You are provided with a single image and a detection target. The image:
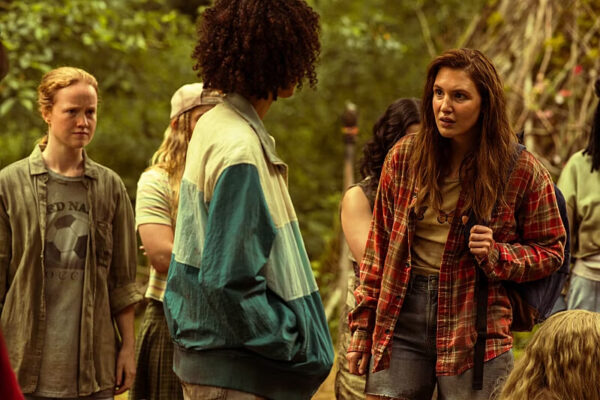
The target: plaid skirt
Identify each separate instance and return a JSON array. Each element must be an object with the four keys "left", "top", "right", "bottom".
[{"left": 129, "top": 299, "right": 183, "bottom": 400}]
